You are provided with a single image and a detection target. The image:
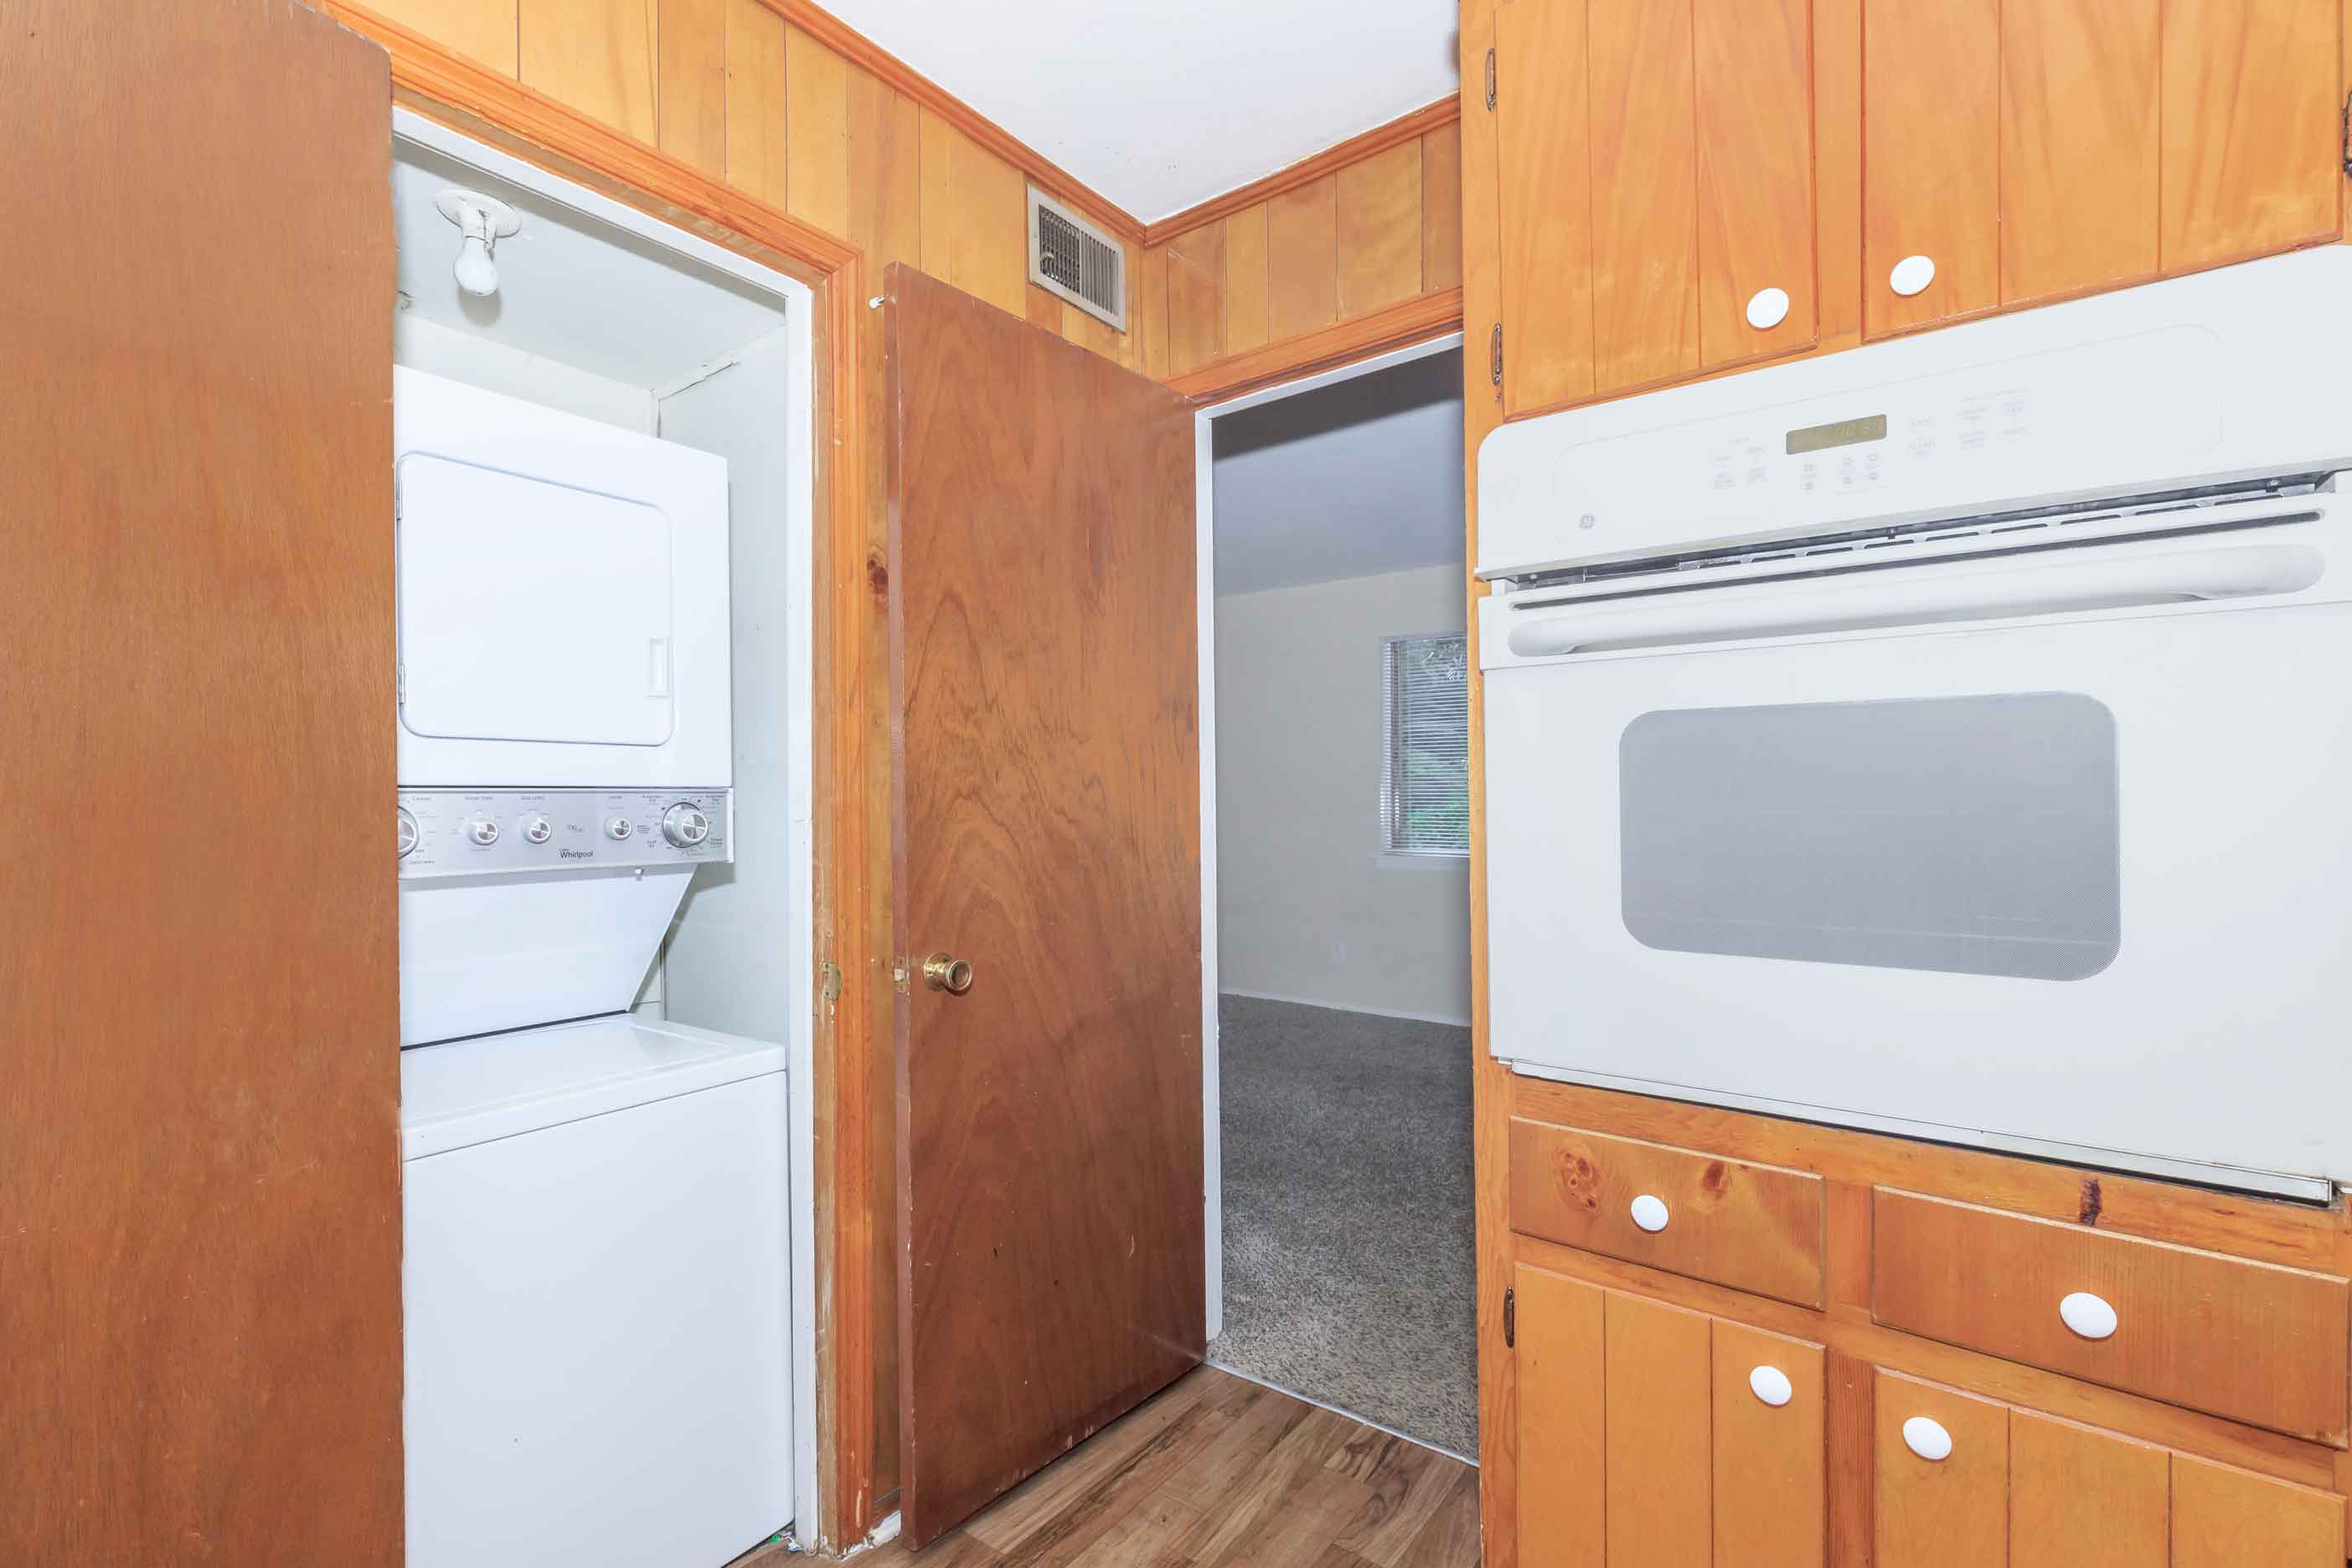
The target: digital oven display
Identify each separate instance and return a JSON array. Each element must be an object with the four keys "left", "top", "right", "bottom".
[{"left": 1784, "top": 413, "right": 1889, "bottom": 455}]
